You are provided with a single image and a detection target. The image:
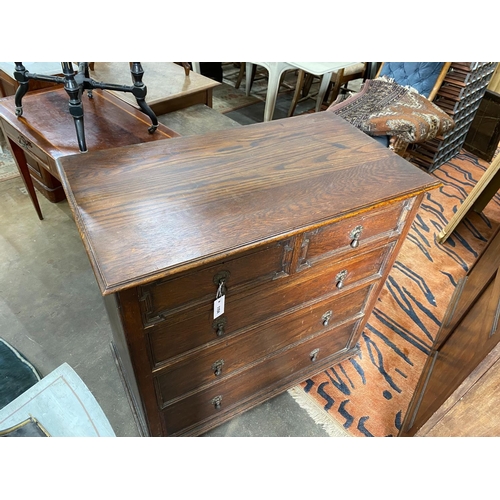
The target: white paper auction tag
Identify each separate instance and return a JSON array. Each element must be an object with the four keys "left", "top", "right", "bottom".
[{"left": 213, "top": 295, "right": 225, "bottom": 319}]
